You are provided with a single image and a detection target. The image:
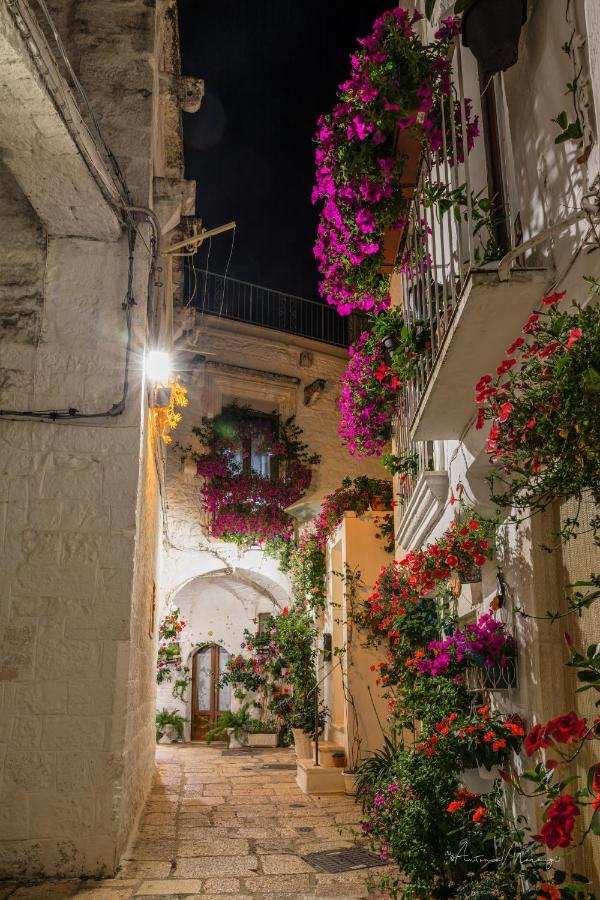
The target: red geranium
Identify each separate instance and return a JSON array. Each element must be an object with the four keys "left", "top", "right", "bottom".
[
  {"left": 525, "top": 723, "right": 551, "bottom": 755},
  {"left": 545, "top": 712, "right": 588, "bottom": 744}
]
